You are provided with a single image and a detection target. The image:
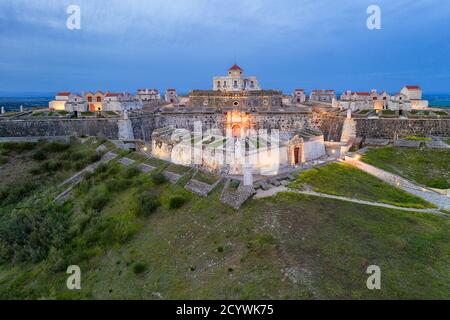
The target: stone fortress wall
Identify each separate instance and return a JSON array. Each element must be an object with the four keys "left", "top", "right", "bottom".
[
  {"left": 0, "top": 112, "right": 448, "bottom": 141},
  {"left": 355, "top": 118, "right": 450, "bottom": 139},
  {"left": 0, "top": 118, "right": 119, "bottom": 139}
]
